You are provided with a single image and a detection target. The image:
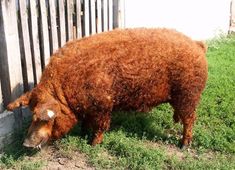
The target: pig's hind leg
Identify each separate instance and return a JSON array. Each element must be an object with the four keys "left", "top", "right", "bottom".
[{"left": 170, "top": 91, "right": 201, "bottom": 149}]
